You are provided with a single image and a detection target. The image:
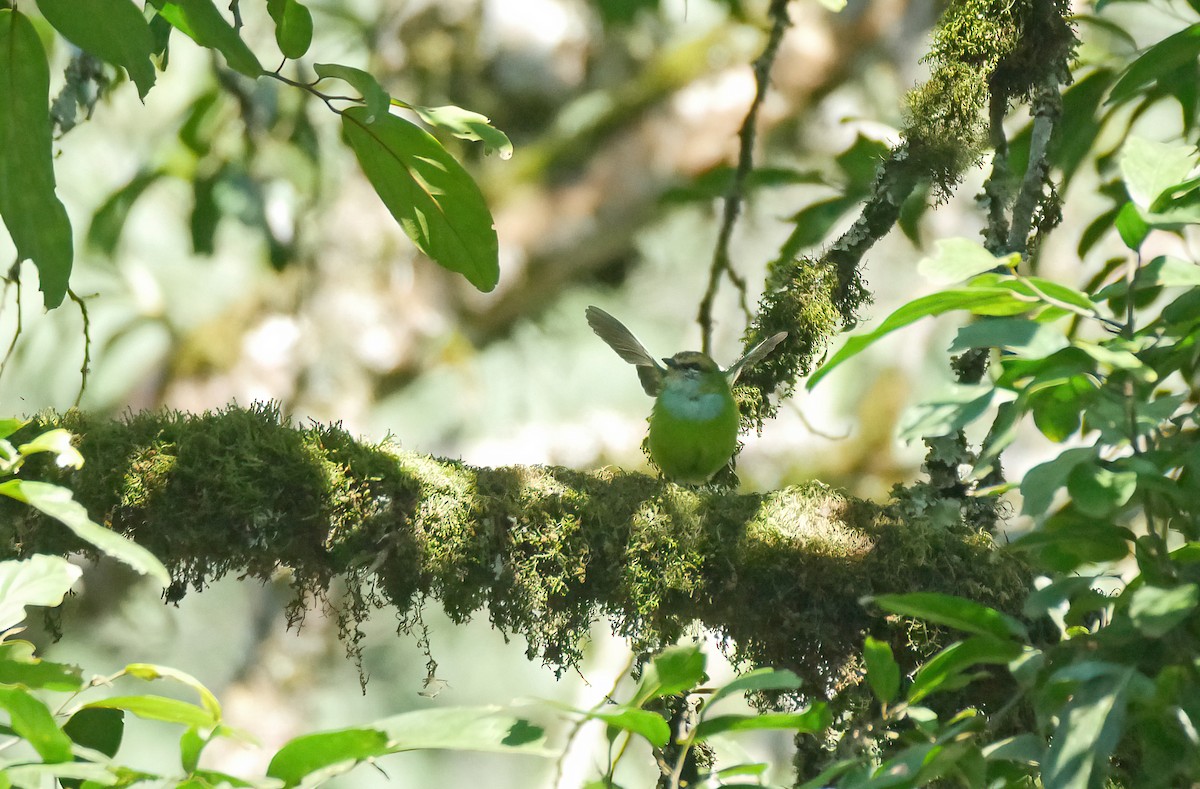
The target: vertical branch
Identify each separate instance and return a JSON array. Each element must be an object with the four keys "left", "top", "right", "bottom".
[
  {"left": 67, "top": 288, "right": 92, "bottom": 408},
  {"left": 698, "top": 0, "right": 791, "bottom": 355},
  {"left": 980, "top": 89, "right": 1012, "bottom": 254},
  {"left": 1005, "top": 76, "right": 1060, "bottom": 255}
]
